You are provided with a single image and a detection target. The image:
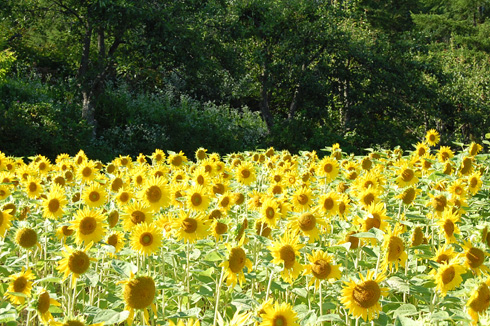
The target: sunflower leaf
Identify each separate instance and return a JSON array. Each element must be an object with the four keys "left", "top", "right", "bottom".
[{"left": 93, "top": 309, "right": 130, "bottom": 324}]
